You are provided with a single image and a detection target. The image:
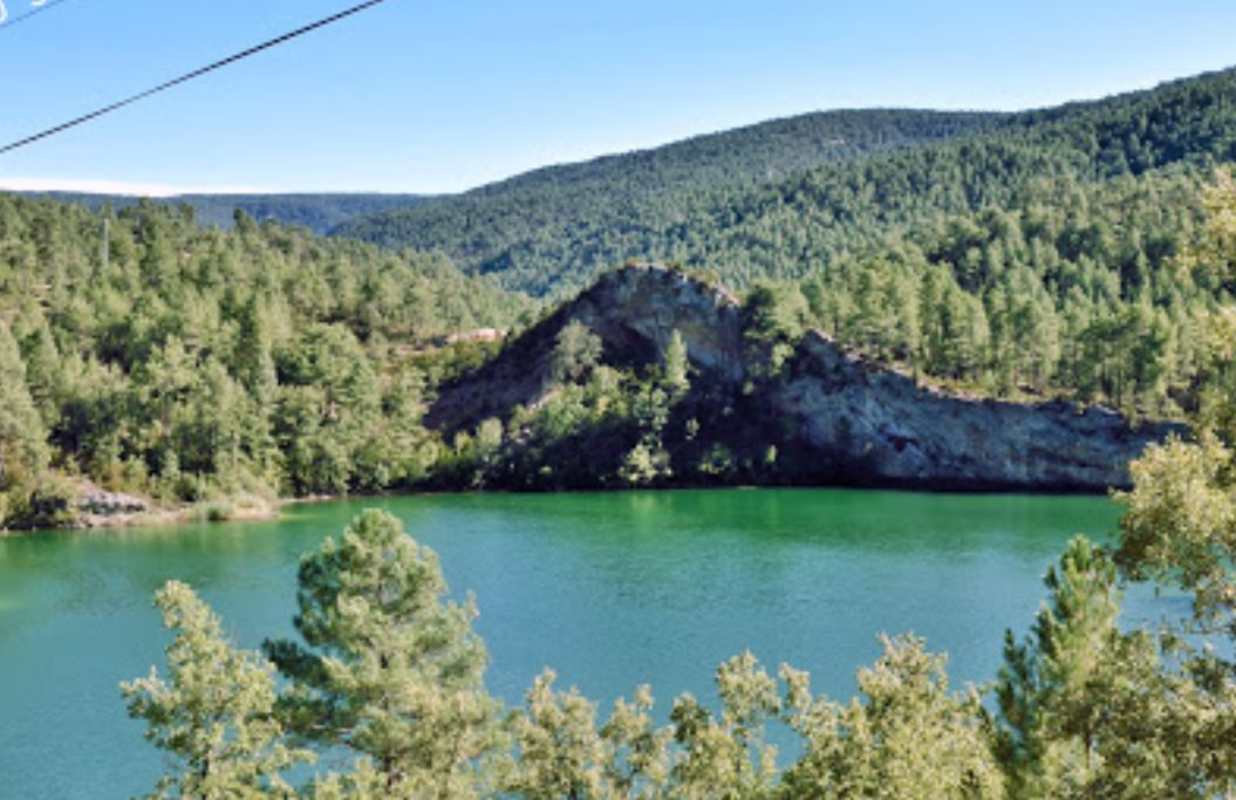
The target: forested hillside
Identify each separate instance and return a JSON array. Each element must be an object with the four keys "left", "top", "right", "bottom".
[
  {"left": 335, "top": 67, "right": 1236, "bottom": 295},
  {"left": 0, "top": 195, "right": 532, "bottom": 527},
  {"left": 17, "top": 191, "right": 433, "bottom": 233},
  {"left": 5, "top": 69, "right": 1236, "bottom": 529},
  {"left": 333, "top": 109, "right": 1007, "bottom": 293},
  {"left": 336, "top": 69, "right": 1236, "bottom": 424}
]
